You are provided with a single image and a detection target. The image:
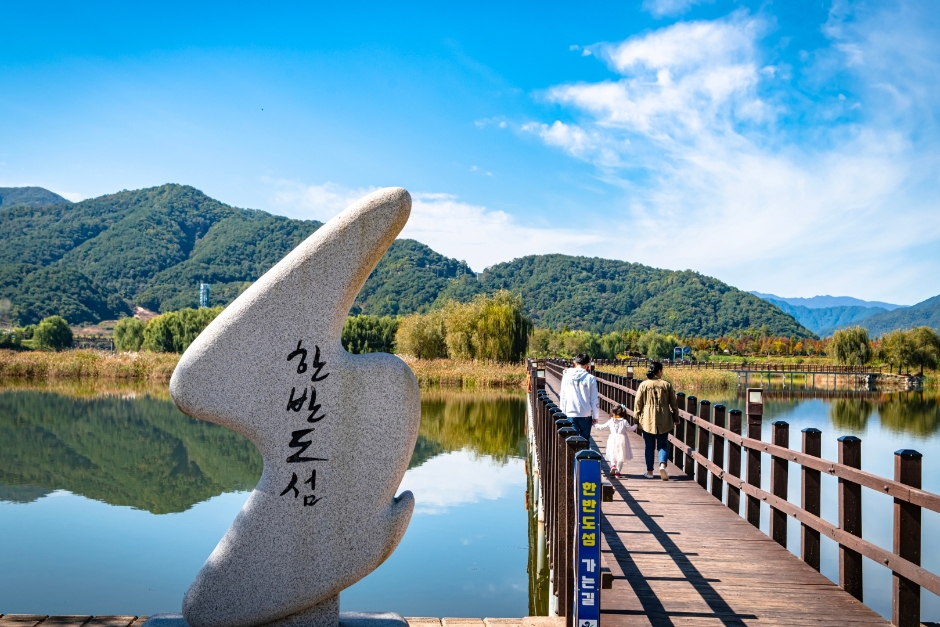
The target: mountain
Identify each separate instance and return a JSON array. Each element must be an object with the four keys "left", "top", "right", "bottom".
[
  {"left": 0, "top": 183, "right": 812, "bottom": 338},
  {"left": 0, "top": 184, "right": 472, "bottom": 325},
  {"left": 0, "top": 186, "right": 71, "bottom": 209},
  {"left": 764, "top": 298, "right": 887, "bottom": 336},
  {"left": 849, "top": 294, "right": 940, "bottom": 337},
  {"left": 478, "top": 255, "right": 814, "bottom": 338},
  {"left": 750, "top": 291, "right": 904, "bottom": 311}
]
